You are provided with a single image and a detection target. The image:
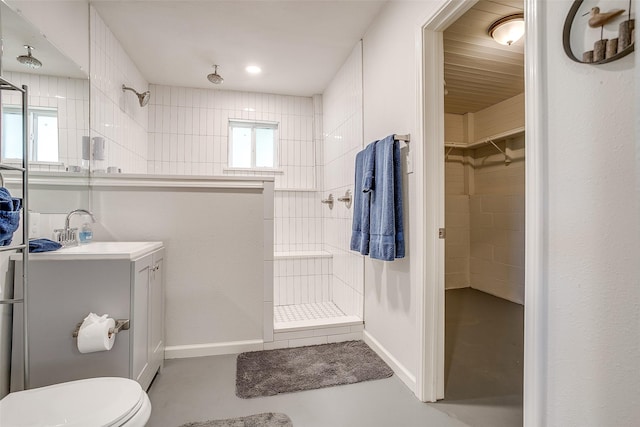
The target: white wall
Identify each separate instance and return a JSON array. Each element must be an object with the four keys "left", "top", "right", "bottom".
[
  {"left": 444, "top": 148, "right": 469, "bottom": 290},
  {"left": 322, "top": 41, "right": 364, "bottom": 318},
  {"left": 89, "top": 176, "right": 272, "bottom": 353},
  {"left": 361, "top": 0, "right": 445, "bottom": 390},
  {"left": 539, "top": 1, "right": 639, "bottom": 425},
  {"left": 470, "top": 136, "right": 525, "bottom": 304},
  {"left": 90, "top": 6, "right": 148, "bottom": 174}
]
